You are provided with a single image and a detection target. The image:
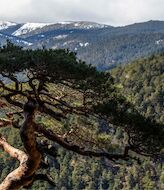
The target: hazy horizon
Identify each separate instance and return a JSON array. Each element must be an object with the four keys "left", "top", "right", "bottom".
[{"left": 1, "top": 19, "right": 164, "bottom": 27}]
